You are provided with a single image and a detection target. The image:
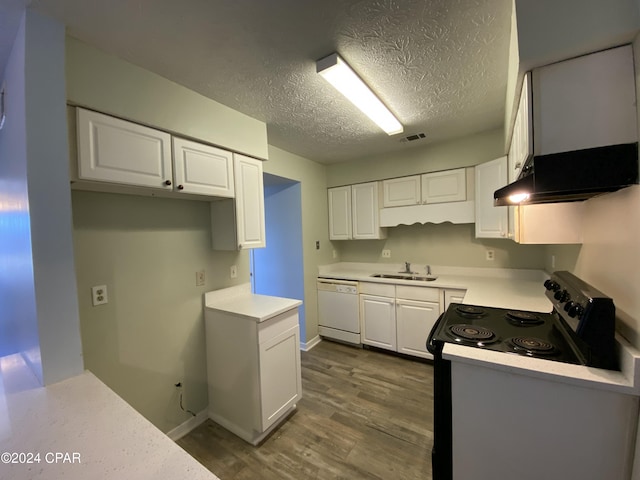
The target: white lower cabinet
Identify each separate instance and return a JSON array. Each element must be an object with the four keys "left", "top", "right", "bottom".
[
  {"left": 360, "top": 292, "right": 397, "bottom": 351},
  {"left": 205, "top": 304, "right": 301, "bottom": 445},
  {"left": 396, "top": 298, "right": 439, "bottom": 359},
  {"left": 360, "top": 283, "right": 443, "bottom": 359},
  {"left": 443, "top": 289, "right": 466, "bottom": 311}
]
